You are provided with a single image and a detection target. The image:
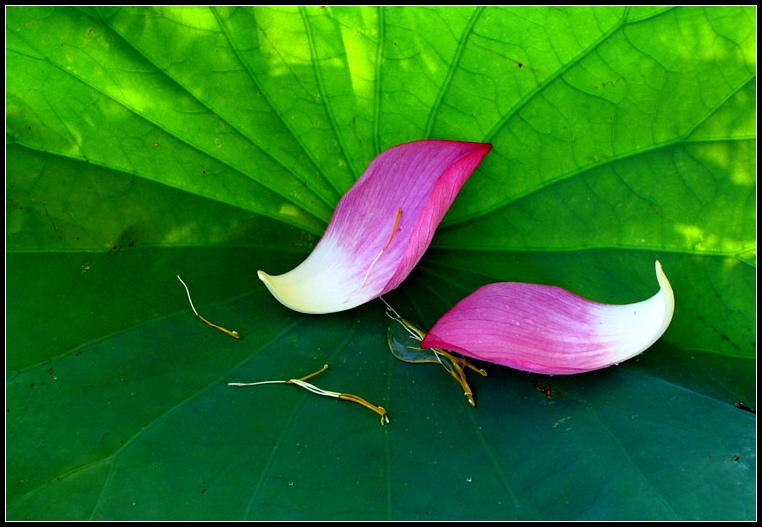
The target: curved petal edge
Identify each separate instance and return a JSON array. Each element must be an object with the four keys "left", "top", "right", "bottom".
[
  {"left": 420, "top": 261, "right": 675, "bottom": 375},
  {"left": 259, "top": 139, "right": 492, "bottom": 314}
]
